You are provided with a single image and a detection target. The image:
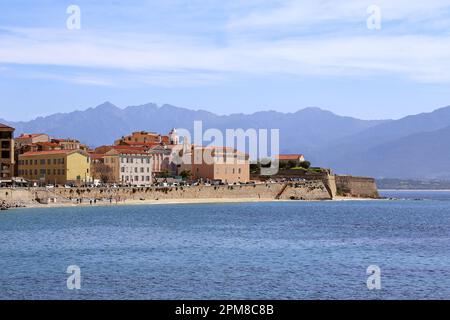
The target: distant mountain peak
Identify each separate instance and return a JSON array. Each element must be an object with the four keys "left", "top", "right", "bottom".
[{"left": 93, "top": 101, "right": 120, "bottom": 110}]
